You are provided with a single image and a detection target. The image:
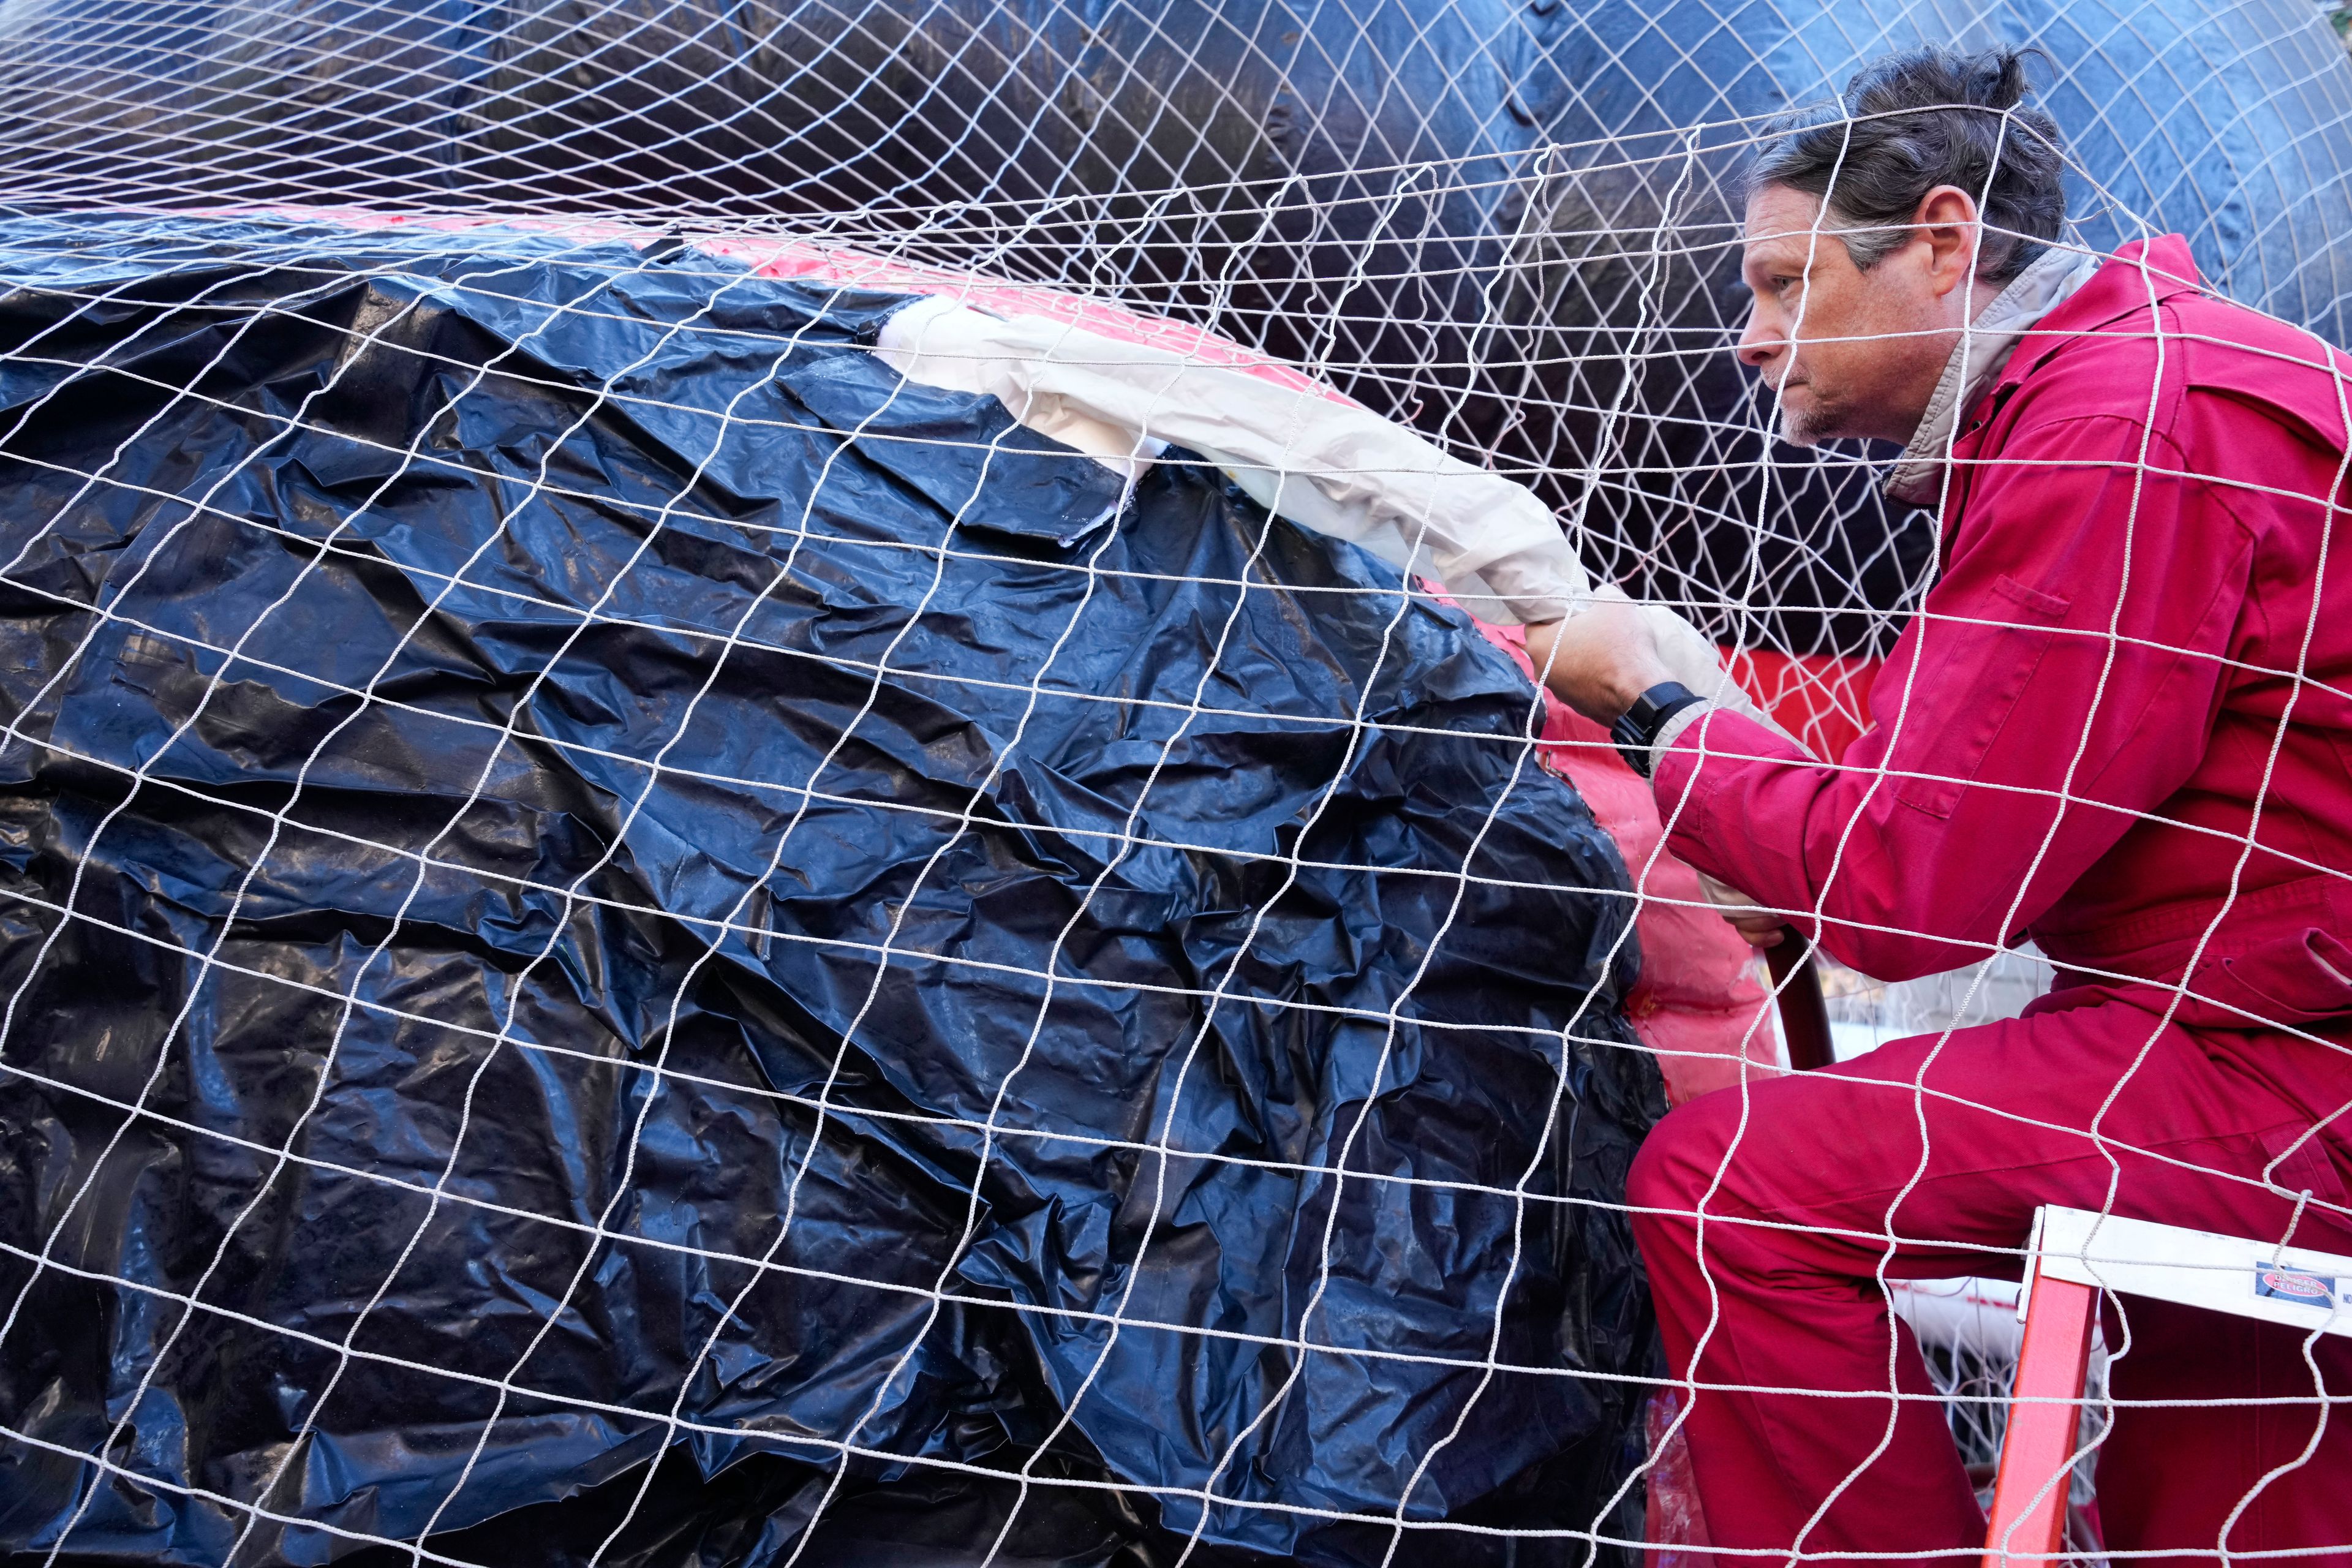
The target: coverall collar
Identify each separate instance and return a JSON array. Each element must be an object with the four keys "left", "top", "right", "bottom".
[{"left": 1883, "top": 241, "right": 2104, "bottom": 507}]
